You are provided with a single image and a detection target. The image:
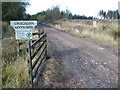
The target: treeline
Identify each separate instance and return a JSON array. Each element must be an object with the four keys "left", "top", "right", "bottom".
[
  {"left": 2, "top": 2, "right": 29, "bottom": 22},
  {"left": 72, "top": 14, "right": 93, "bottom": 19},
  {"left": 99, "top": 10, "right": 120, "bottom": 19},
  {"left": 29, "top": 7, "right": 120, "bottom": 22},
  {"left": 28, "top": 6, "right": 94, "bottom": 22},
  {"left": 2, "top": 2, "right": 120, "bottom": 22}
]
